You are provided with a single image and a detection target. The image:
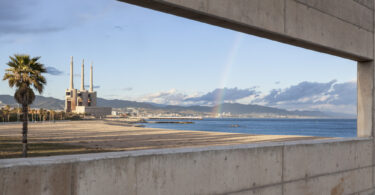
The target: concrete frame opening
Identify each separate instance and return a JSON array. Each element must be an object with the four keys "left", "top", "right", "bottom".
[
  {"left": 2, "top": 1, "right": 375, "bottom": 194},
  {"left": 119, "top": 0, "right": 369, "bottom": 138}
]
